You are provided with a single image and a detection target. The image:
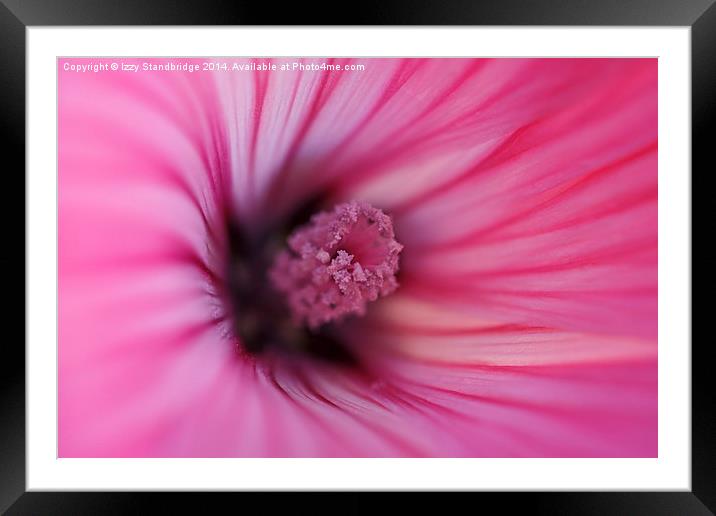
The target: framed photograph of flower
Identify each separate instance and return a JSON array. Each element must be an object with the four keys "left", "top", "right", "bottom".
[{"left": 4, "top": 0, "right": 709, "bottom": 512}]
